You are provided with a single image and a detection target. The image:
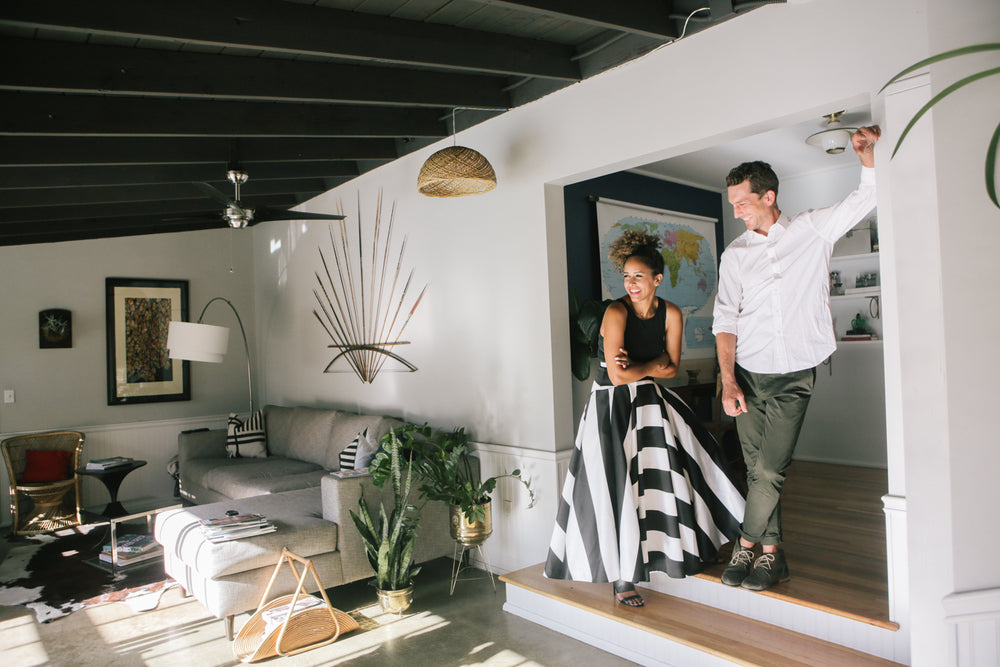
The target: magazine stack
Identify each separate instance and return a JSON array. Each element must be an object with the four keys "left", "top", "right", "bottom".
[
  {"left": 86, "top": 456, "right": 134, "bottom": 470},
  {"left": 100, "top": 533, "right": 163, "bottom": 566},
  {"left": 199, "top": 513, "right": 276, "bottom": 543}
]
